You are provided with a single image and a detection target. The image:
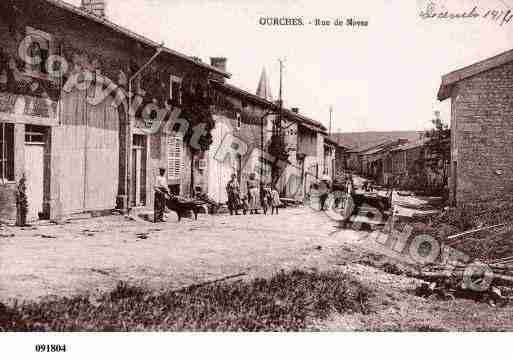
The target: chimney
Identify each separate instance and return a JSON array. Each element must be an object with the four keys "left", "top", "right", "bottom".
[
  {"left": 81, "top": 0, "right": 106, "bottom": 18},
  {"left": 210, "top": 57, "right": 227, "bottom": 83},
  {"left": 210, "top": 57, "right": 227, "bottom": 72},
  {"left": 291, "top": 107, "right": 299, "bottom": 114}
]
